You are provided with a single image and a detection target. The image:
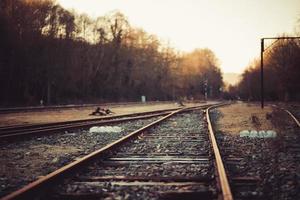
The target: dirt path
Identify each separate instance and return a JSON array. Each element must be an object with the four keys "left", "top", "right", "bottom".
[{"left": 214, "top": 102, "right": 274, "bottom": 135}]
